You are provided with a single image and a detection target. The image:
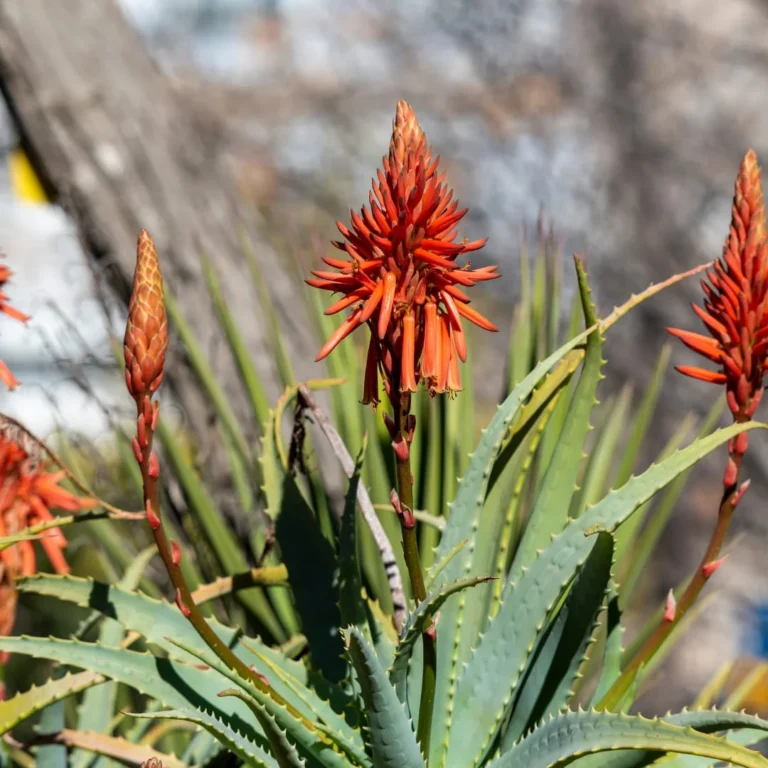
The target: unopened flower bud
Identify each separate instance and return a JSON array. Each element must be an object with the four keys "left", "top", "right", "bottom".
[
  {"left": 732, "top": 478, "right": 751, "bottom": 507},
  {"left": 175, "top": 588, "right": 190, "bottom": 617},
  {"left": 137, "top": 414, "right": 147, "bottom": 448},
  {"left": 734, "top": 431, "right": 749, "bottom": 456},
  {"left": 148, "top": 451, "right": 160, "bottom": 479},
  {"left": 124, "top": 230, "right": 168, "bottom": 403},
  {"left": 171, "top": 539, "right": 181, "bottom": 566},
  {"left": 392, "top": 435, "right": 409, "bottom": 462},
  {"left": 132, "top": 437, "right": 143, "bottom": 464},
  {"left": 702, "top": 555, "right": 728, "bottom": 579},
  {"left": 146, "top": 500, "right": 161, "bottom": 530},
  {"left": 663, "top": 589, "right": 677, "bottom": 622},
  {"left": 723, "top": 458, "right": 738, "bottom": 488}
]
